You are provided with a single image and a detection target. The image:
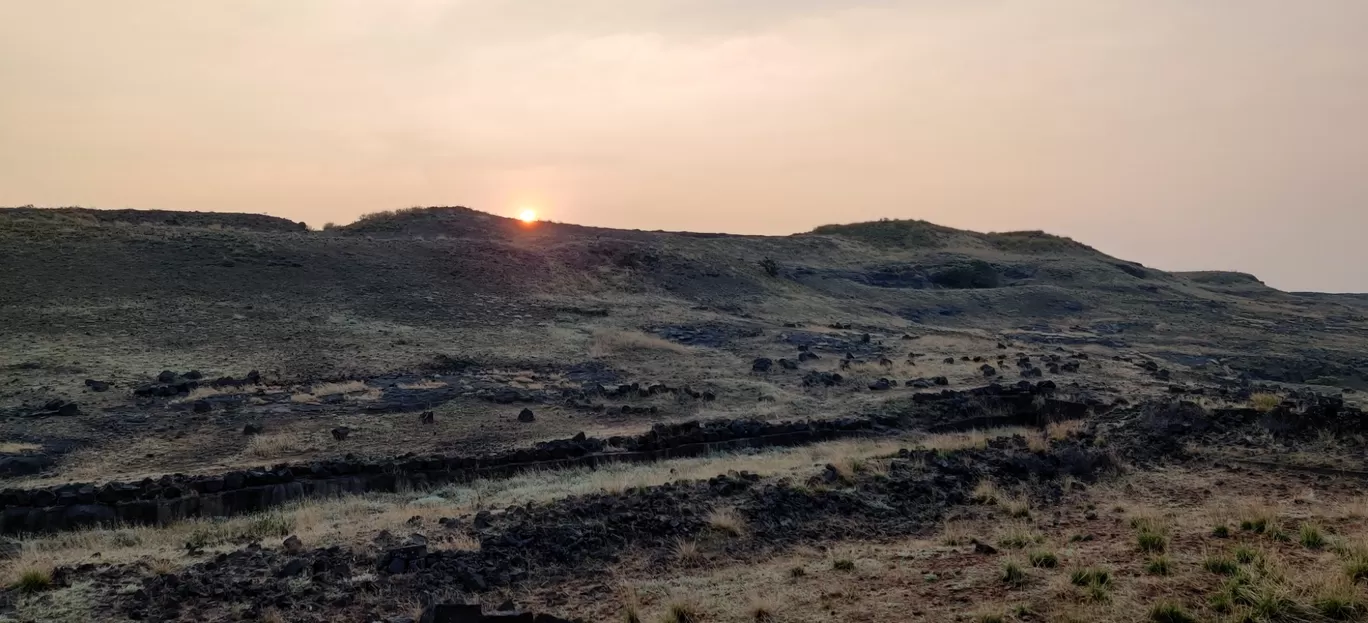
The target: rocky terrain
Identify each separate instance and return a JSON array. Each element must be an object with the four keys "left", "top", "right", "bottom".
[{"left": 2, "top": 206, "right": 1368, "bottom": 622}]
